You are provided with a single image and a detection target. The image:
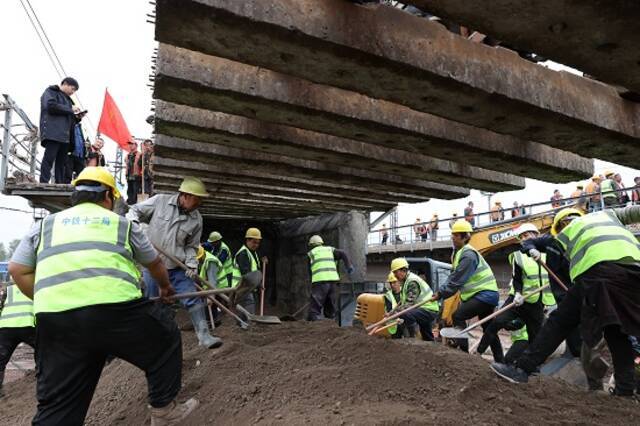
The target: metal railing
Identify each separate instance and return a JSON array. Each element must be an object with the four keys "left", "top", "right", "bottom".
[
  {"left": 0, "top": 94, "right": 39, "bottom": 191},
  {"left": 368, "top": 184, "right": 640, "bottom": 249}
]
